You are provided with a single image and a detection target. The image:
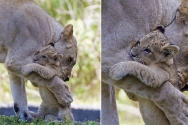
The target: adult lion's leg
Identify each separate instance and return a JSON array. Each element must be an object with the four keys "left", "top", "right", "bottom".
[
  {"left": 103, "top": 70, "right": 188, "bottom": 124},
  {"left": 8, "top": 72, "right": 33, "bottom": 121},
  {"left": 112, "top": 77, "right": 188, "bottom": 124},
  {"left": 101, "top": 82, "right": 119, "bottom": 125},
  {"left": 138, "top": 97, "right": 170, "bottom": 125}
]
